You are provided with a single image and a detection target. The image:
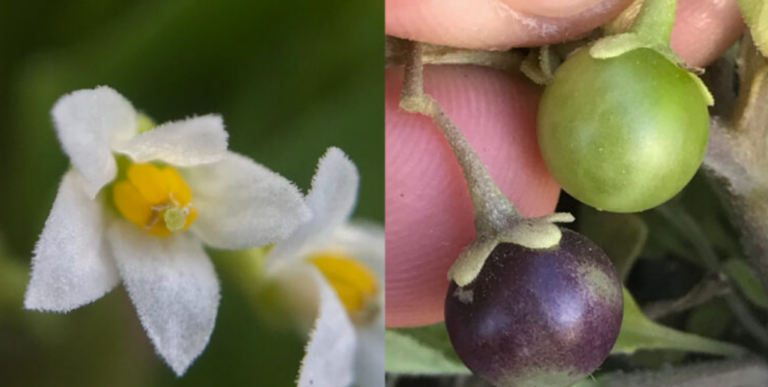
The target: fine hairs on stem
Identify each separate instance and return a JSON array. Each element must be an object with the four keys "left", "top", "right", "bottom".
[{"left": 398, "top": 40, "right": 574, "bottom": 287}]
